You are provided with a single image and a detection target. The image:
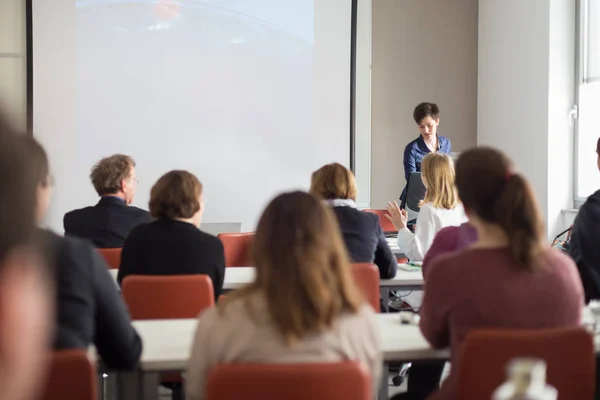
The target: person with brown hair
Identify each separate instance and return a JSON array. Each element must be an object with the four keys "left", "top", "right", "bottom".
[
  {"left": 117, "top": 170, "right": 225, "bottom": 299},
  {"left": 0, "top": 113, "right": 54, "bottom": 400},
  {"left": 63, "top": 154, "right": 151, "bottom": 248},
  {"left": 399, "top": 147, "right": 584, "bottom": 400},
  {"left": 310, "top": 162, "right": 397, "bottom": 279},
  {"left": 26, "top": 135, "right": 142, "bottom": 370},
  {"left": 387, "top": 153, "right": 466, "bottom": 261},
  {"left": 186, "top": 191, "right": 381, "bottom": 400}
]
